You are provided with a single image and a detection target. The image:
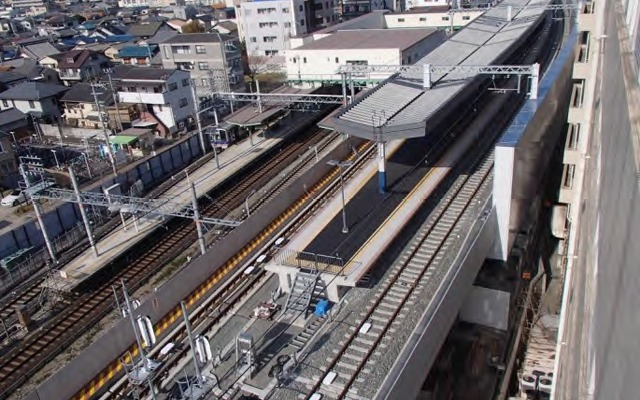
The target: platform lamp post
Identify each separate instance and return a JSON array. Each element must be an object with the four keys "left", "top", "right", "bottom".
[{"left": 327, "top": 159, "right": 353, "bottom": 234}]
